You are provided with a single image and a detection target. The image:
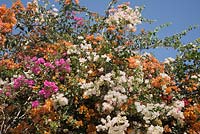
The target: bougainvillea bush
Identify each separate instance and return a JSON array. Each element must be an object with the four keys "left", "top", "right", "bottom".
[{"left": 0, "top": 0, "right": 199, "bottom": 133}]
